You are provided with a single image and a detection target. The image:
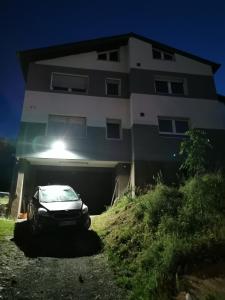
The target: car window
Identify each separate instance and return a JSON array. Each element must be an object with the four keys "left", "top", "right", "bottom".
[{"left": 39, "top": 187, "right": 79, "bottom": 203}]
